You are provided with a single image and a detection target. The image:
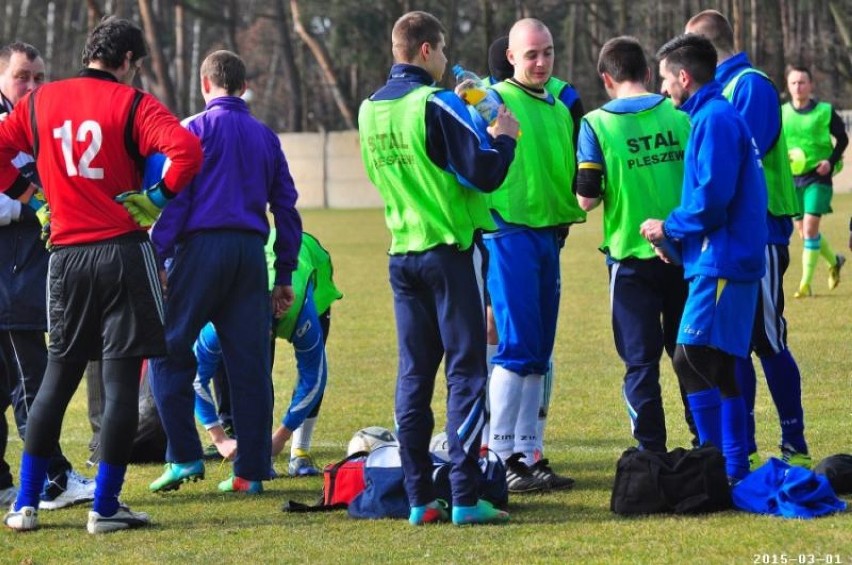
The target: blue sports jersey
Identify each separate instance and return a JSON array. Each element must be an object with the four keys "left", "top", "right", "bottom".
[{"left": 663, "top": 81, "right": 767, "bottom": 282}]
